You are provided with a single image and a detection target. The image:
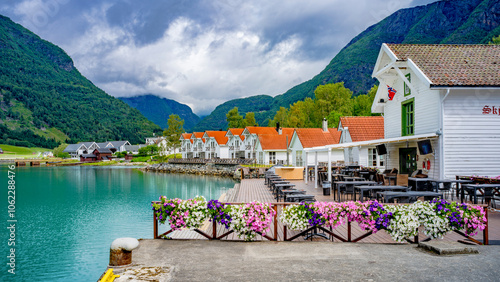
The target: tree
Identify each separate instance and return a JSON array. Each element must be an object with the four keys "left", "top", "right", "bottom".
[
  {"left": 226, "top": 107, "right": 244, "bottom": 128},
  {"left": 53, "top": 143, "right": 68, "bottom": 157},
  {"left": 314, "top": 82, "right": 353, "bottom": 122},
  {"left": 139, "top": 144, "right": 159, "bottom": 156},
  {"left": 244, "top": 112, "right": 258, "bottom": 126},
  {"left": 163, "top": 114, "right": 184, "bottom": 158},
  {"left": 353, "top": 85, "right": 378, "bottom": 116},
  {"left": 489, "top": 35, "right": 500, "bottom": 45}
]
